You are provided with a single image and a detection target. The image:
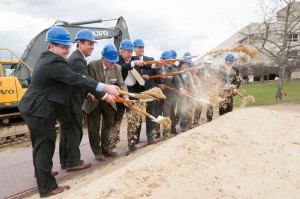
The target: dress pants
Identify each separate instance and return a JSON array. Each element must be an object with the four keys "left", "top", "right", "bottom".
[
  {"left": 59, "top": 113, "right": 83, "bottom": 167},
  {"left": 145, "top": 101, "right": 157, "bottom": 142},
  {"left": 162, "top": 92, "right": 177, "bottom": 133},
  {"left": 87, "top": 102, "right": 116, "bottom": 155},
  {"left": 21, "top": 113, "right": 58, "bottom": 197},
  {"left": 219, "top": 98, "right": 233, "bottom": 115}
]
